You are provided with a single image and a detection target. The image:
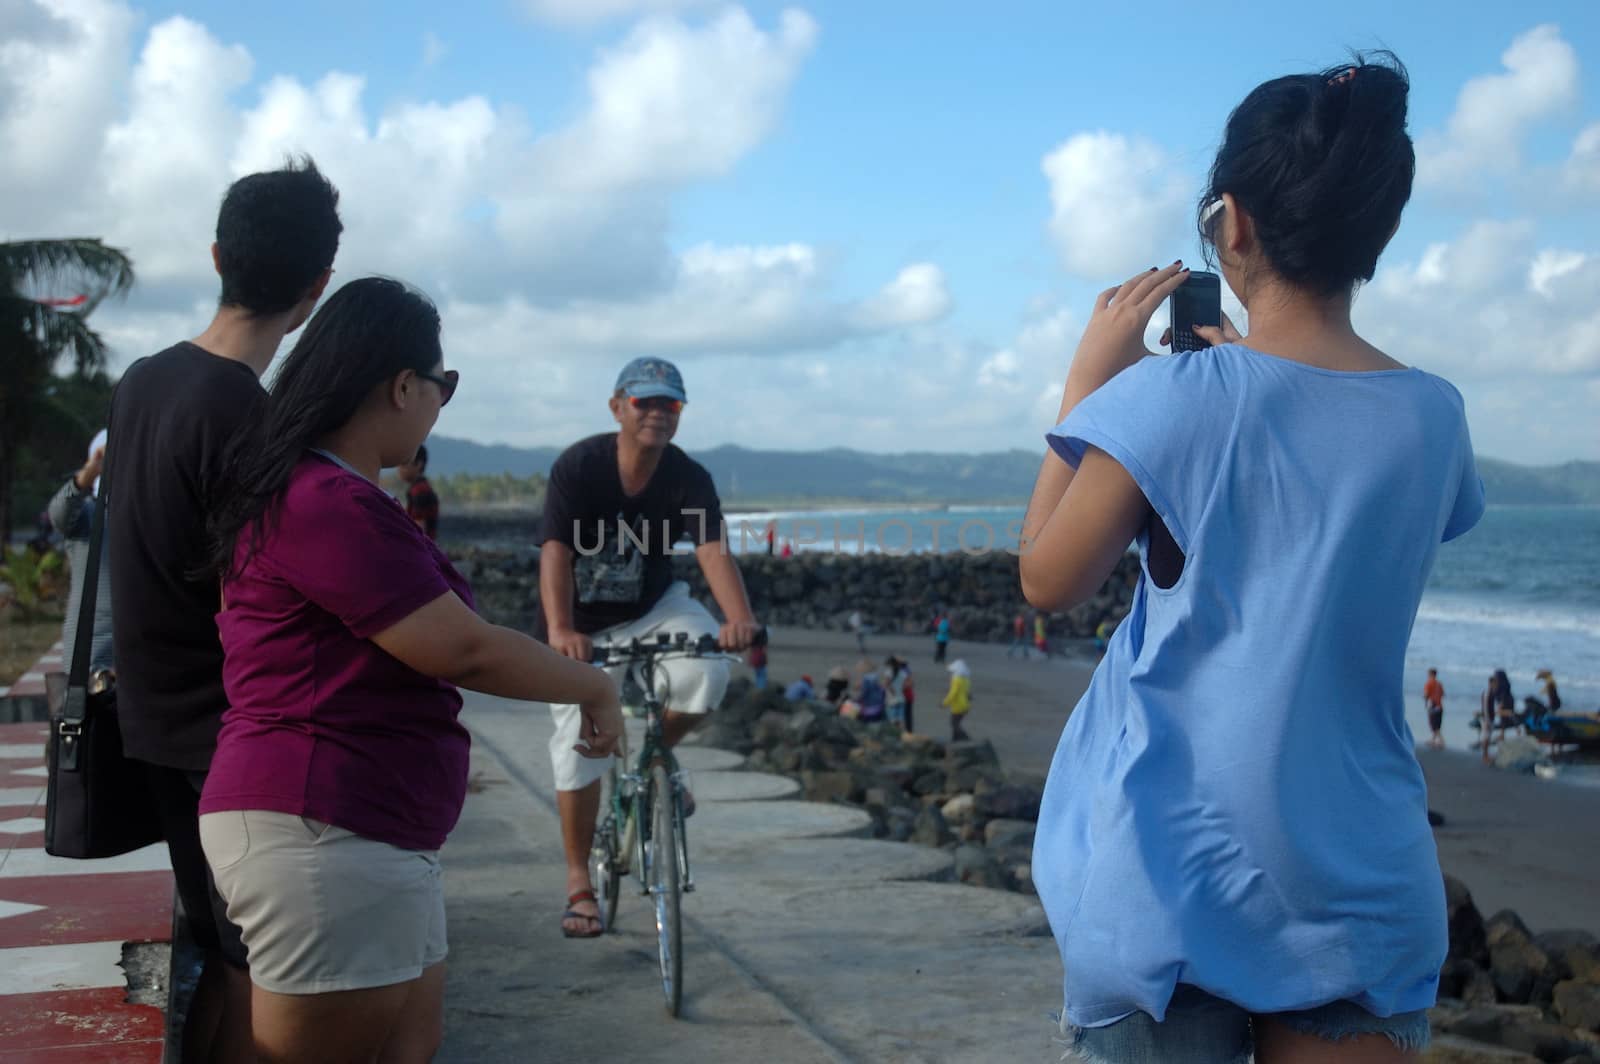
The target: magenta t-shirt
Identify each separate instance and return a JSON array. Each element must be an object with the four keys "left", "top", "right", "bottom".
[{"left": 200, "top": 454, "right": 476, "bottom": 851}]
